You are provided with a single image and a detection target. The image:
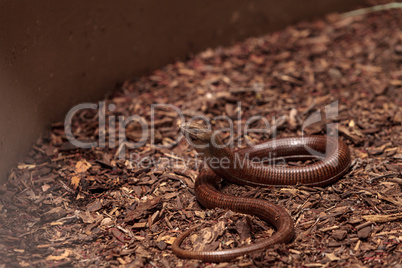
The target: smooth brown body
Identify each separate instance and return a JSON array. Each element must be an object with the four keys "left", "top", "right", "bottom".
[{"left": 172, "top": 124, "right": 351, "bottom": 262}]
